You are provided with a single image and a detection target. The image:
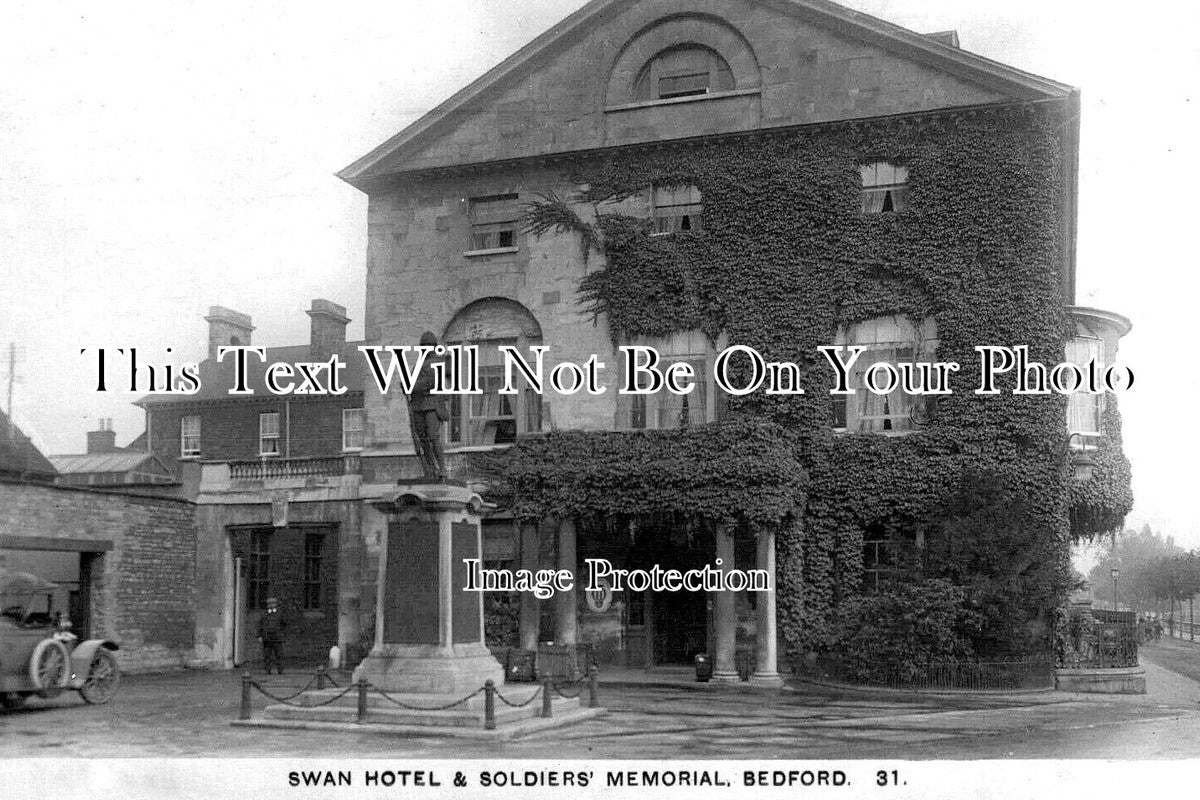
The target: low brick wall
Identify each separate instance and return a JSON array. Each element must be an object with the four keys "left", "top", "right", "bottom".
[
  {"left": 1, "top": 479, "right": 197, "bottom": 672},
  {"left": 1055, "top": 667, "right": 1147, "bottom": 694}
]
